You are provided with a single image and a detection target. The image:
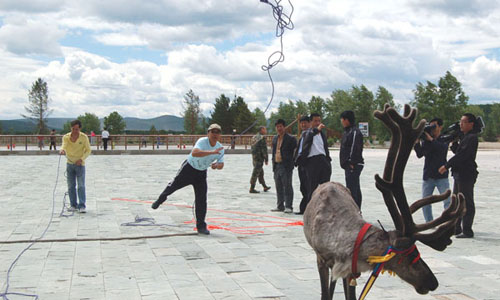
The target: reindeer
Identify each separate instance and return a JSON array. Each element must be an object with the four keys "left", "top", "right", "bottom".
[{"left": 303, "top": 104, "right": 465, "bottom": 300}]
